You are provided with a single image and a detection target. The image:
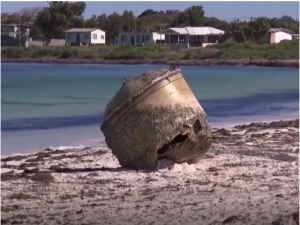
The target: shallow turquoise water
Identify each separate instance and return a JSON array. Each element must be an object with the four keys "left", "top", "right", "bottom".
[{"left": 1, "top": 63, "right": 299, "bottom": 154}]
